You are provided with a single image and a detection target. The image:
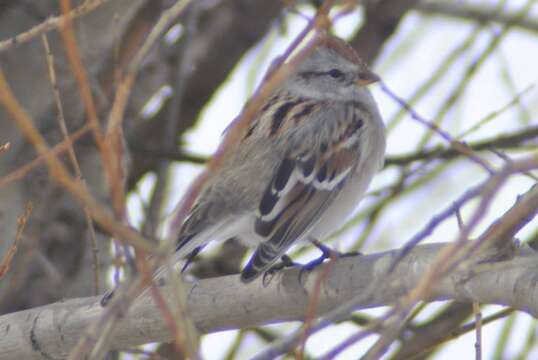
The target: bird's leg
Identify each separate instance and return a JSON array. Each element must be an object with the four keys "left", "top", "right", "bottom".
[
  {"left": 181, "top": 245, "right": 204, "bottom": 273},
  {"left": 100, "top": 243, "right": 139, "bottom": 307},
  {"left": 312, "top": 239, "right": 361, "bottom": 259},
  {"left": 299, "top": 239, "right": 361, "bottom": 279},
  {"left": 262, "top": 255, "right": 299, "bottom": 285},
  {"left": 266, "top": 255, "right": 298, "bottom": 272}
]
